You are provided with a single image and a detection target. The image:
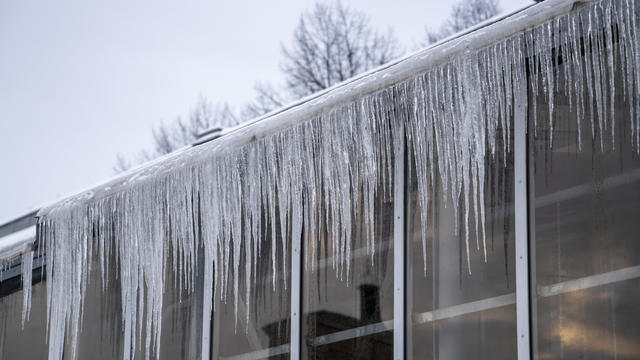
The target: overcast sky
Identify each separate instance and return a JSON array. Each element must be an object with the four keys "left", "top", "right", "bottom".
[{"left": 0, "top": 0, "right": 531, "bottom": 222}]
